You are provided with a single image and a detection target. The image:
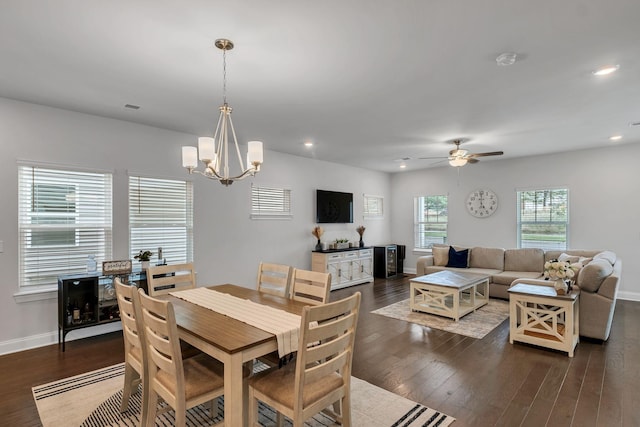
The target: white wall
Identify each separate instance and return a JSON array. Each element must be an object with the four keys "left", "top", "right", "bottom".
[
  {"left": 0, "top": 97, "right": 391, "bottom": 353},
  {"left": 390, "top": 144, "right": 640, "bottom": 300}
]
